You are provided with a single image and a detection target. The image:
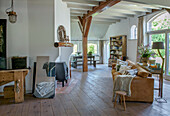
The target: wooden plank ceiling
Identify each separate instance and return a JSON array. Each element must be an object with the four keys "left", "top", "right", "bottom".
[{"left": 62, "top": 0, "right": 169, "bottom": 24}]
